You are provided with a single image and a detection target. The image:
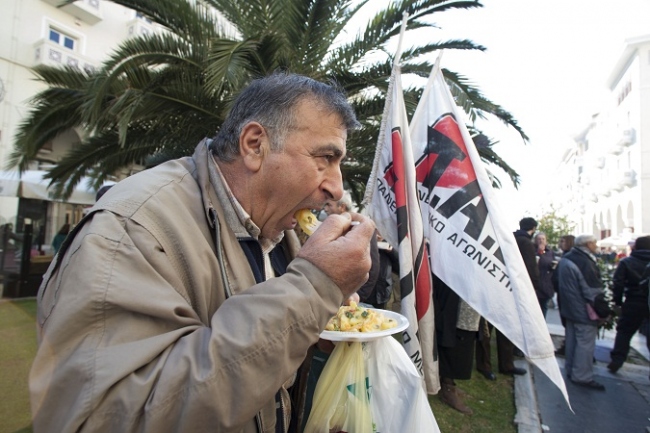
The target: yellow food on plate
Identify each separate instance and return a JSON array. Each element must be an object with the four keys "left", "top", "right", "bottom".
[
  {"left": 295, "top": 208, "right": 321, "bottom": 235},
  {"left": 325, "top": 302, "right": 398, "bottom": 332}
]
